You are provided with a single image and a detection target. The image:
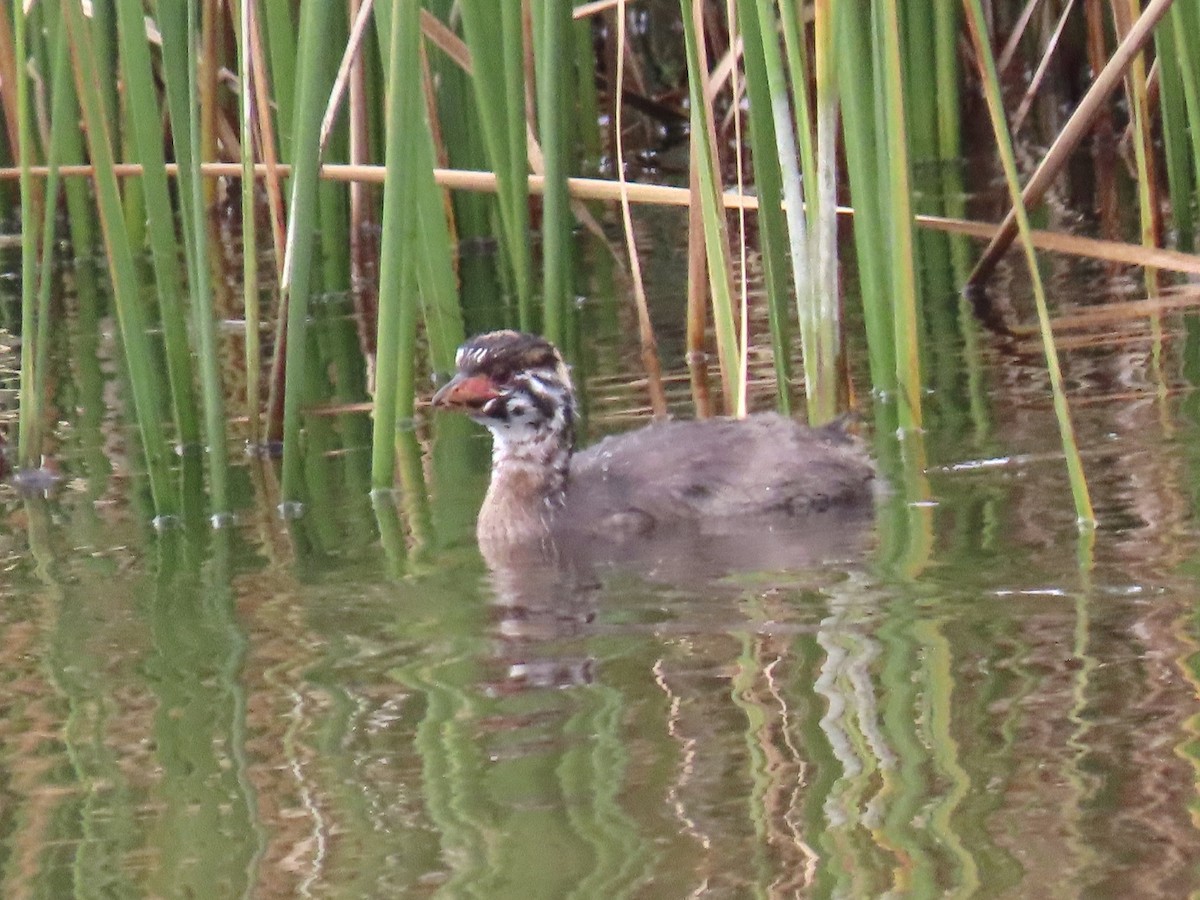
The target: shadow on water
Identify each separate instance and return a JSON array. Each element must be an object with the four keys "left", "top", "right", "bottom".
[{"left": 5, "top": 196, "right": 1200, "bottom": 896}]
